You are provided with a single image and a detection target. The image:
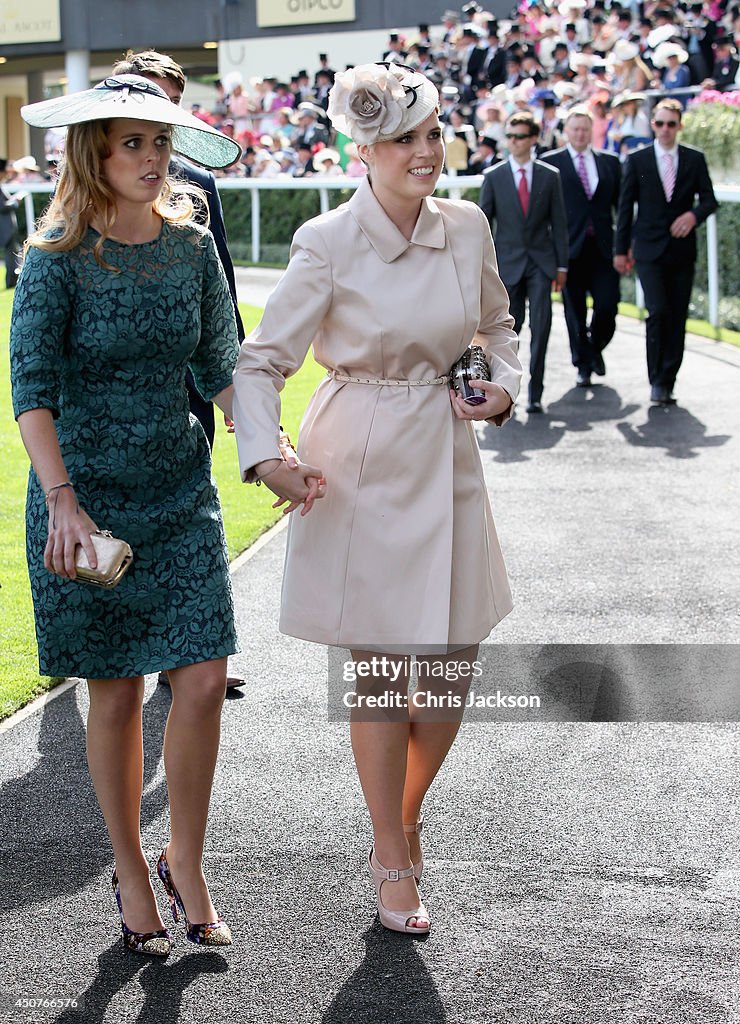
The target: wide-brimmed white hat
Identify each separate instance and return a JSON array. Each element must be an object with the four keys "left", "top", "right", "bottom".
[
  {"left": 569, "top": 52, "right": 595, "bottom": 71},
  {"left": 612, "top": 90, "right": 646, "bottom": 107},
  {"left": 652, "top": 42, "right": 689, "bottom": 68},
  {"left": 21, "top": 75, "right": 241, "bottom": 170},
  {"left": 612, "top": 39, "right": 639, "bottom": 61},
  {"left": 553, "top": 80, "right": 580, "bottom": 100},
  {"left": 647, "top": 24, "right": 678, "bottom": 49},
  {"left": 558, "top": 0, "right": 586, "bottom": 14},
  {"left": 327, "top": 62, "right": 439, "bottom": 145},
  {"left": 316, "top": 147, "right": 340, "bottom": 163}
]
